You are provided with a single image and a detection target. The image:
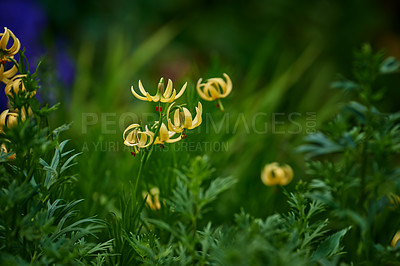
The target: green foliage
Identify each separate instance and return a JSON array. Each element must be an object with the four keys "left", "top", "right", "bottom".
[
  {"left": 115, "top": 155, "right": 237, "bottom": 265},
  {"left": 112, "top": 156, "right": 349, "bottom": 265},
  {"left": 0, "top": 52, "right": 110, "bottom": 265},
  {"left": 299, "top": 45, "right": 400, "bottom": 264},
  {"left": 4, "top": 6, "right": 400, "bottom": 263}
]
